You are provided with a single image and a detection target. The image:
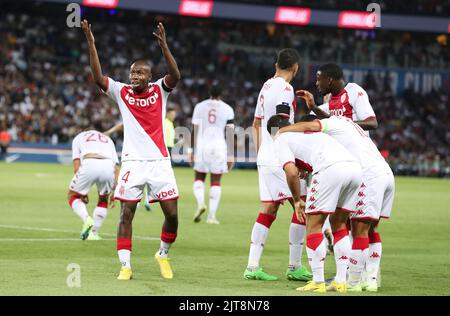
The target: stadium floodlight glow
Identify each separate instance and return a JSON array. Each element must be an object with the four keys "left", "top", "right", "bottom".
[
  {"left": 179, "top": 0, "right": 213, "bottom": 18},
  {"left": 82, "top": 0, "right": 119, "bottom": 9},
  {"left": 274, "top": 7, "right": 311, "bottom": 26},
  {"left": 338, "top": 11, "right": 377, "bottom": 29}
]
